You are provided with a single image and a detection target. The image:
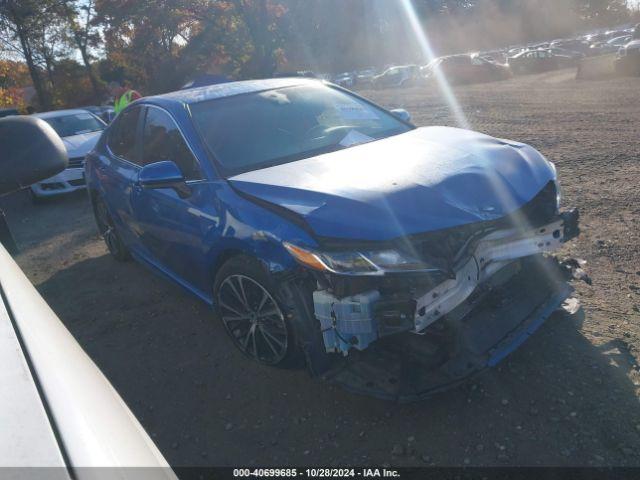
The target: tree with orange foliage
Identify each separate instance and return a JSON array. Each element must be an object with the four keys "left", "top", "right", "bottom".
[{"left": 0, "top": 59, "right": 30, "bottom": 111}]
